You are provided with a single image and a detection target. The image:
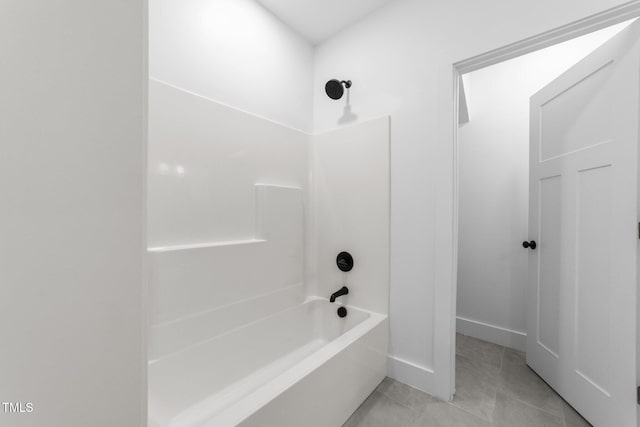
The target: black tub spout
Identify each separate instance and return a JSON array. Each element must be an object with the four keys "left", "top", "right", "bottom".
[{"left": 329, "top": 286, "right": 349, "bottom": 303}]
